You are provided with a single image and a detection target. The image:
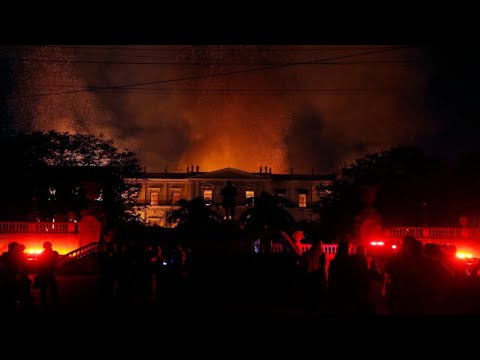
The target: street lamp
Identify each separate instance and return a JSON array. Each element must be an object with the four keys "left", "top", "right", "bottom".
[{"left": 421, "top": 201, "right": 428, "bottom": 227}]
